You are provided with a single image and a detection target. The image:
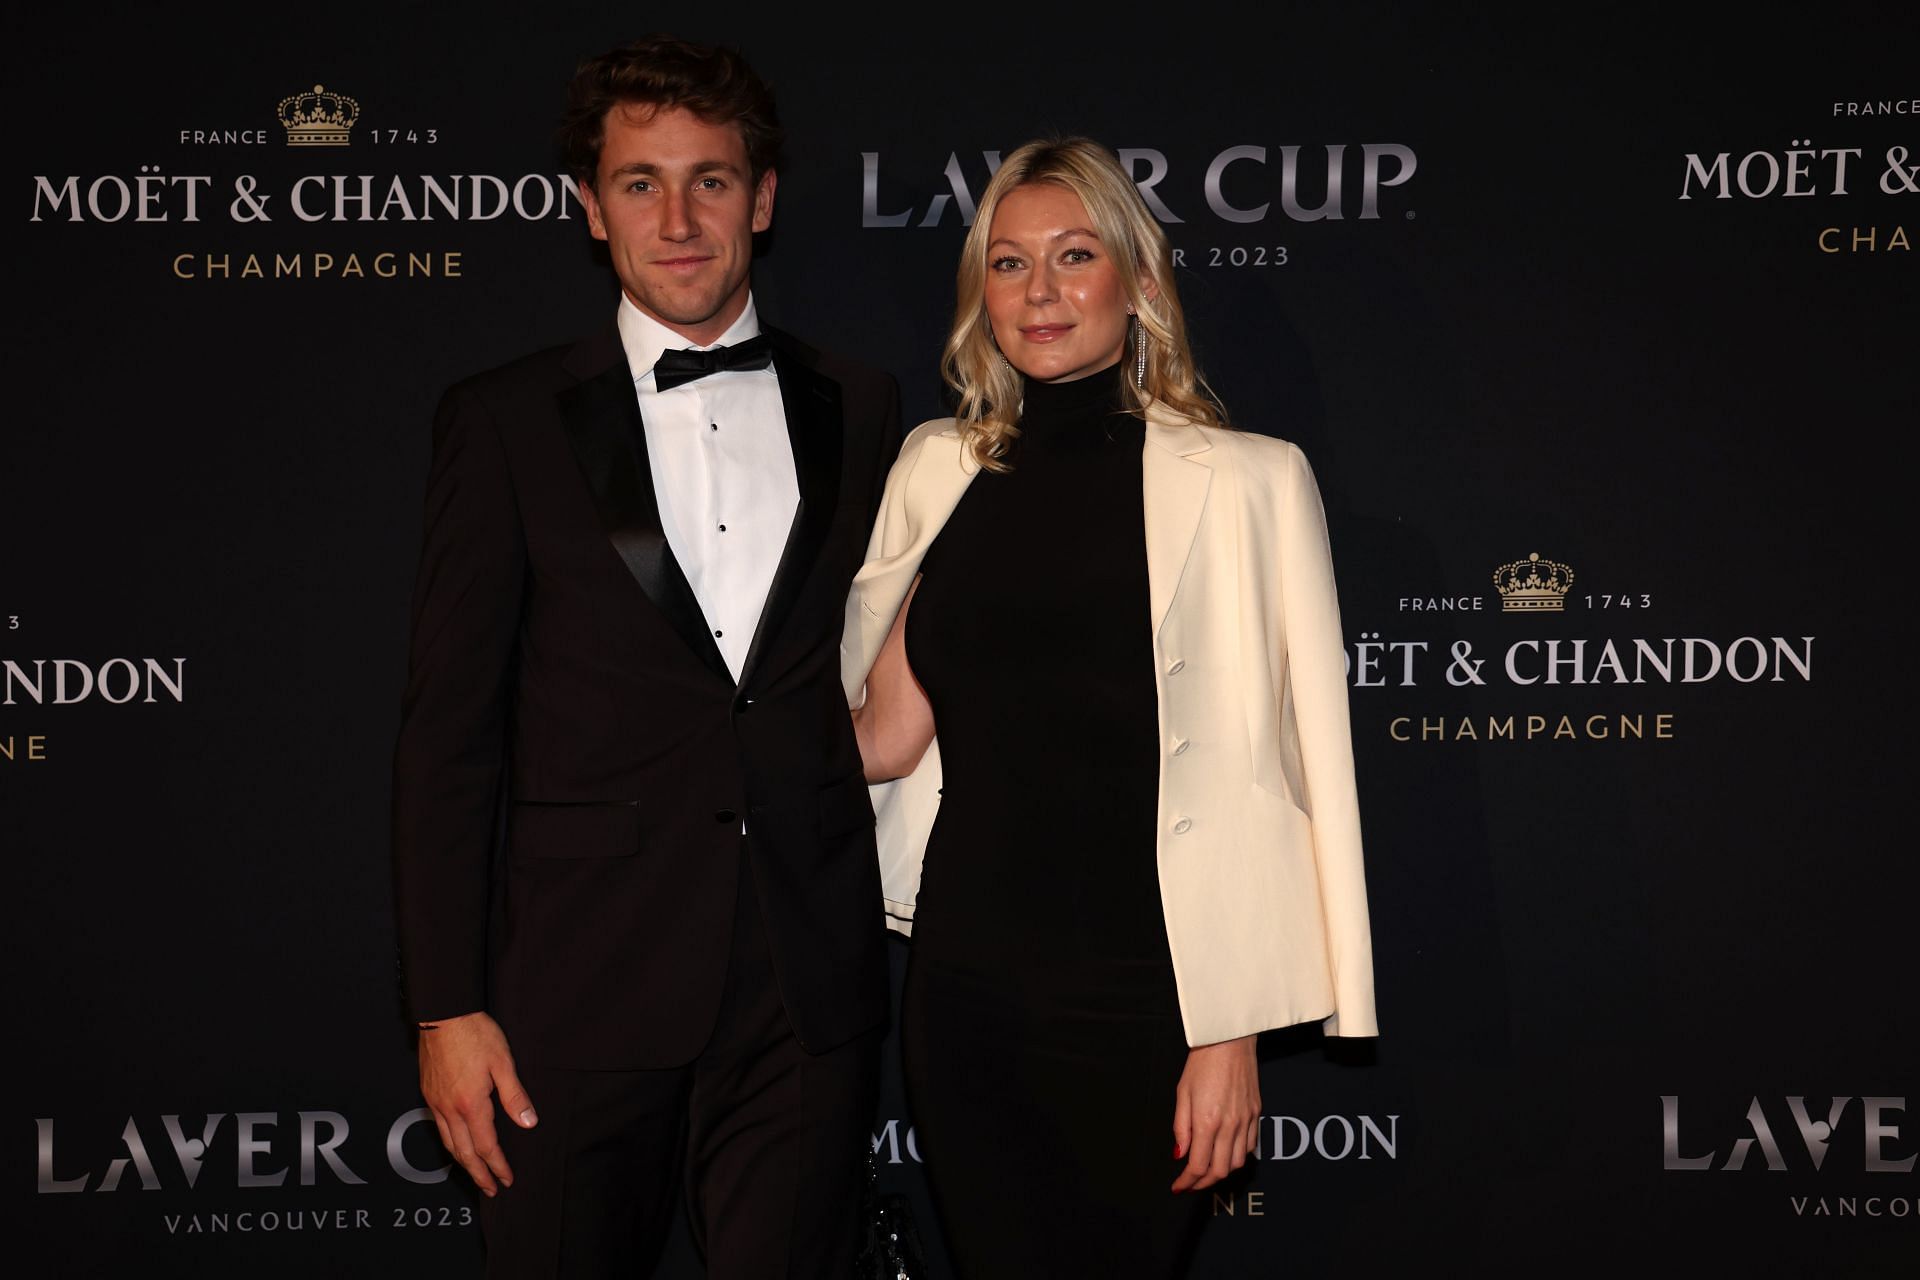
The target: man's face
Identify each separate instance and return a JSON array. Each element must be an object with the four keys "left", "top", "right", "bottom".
[{"left": 579, "top": 103, "right": 775, "bottom": 346}]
